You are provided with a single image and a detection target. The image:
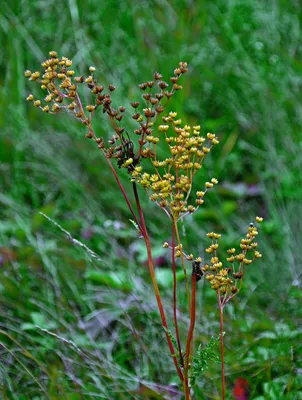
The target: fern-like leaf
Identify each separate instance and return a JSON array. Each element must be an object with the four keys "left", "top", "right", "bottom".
[{"left": 190, "top": 334, "right": 221, "bottom": 386}]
